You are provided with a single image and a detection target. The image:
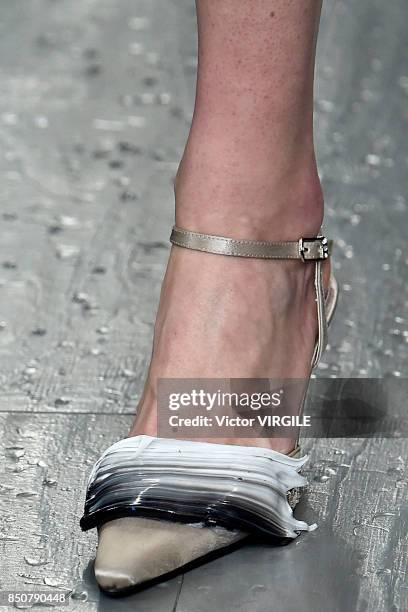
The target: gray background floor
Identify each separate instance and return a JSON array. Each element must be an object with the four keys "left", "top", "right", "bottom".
[{"left": 0, "top": 0, "right": 407, "bottom": 610}]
